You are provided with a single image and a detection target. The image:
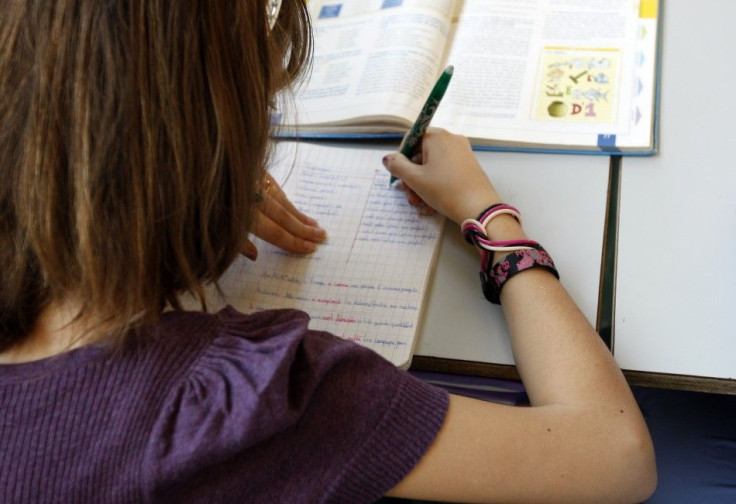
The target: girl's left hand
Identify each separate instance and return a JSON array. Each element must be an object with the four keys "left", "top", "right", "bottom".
[{"left": 244, "top": 173, "right": 327, "bottom": 260}]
